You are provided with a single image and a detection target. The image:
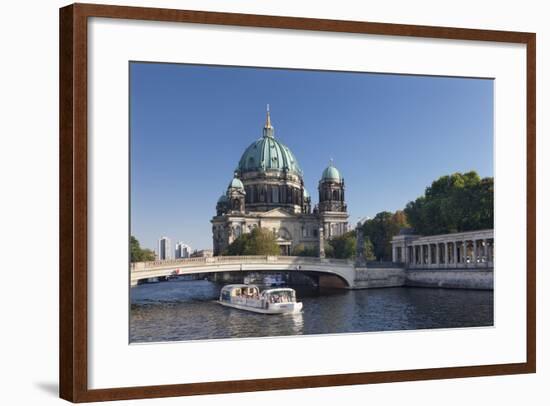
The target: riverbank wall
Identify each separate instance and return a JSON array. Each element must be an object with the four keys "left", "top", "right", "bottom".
[
  {"left": 353, "top": 267, "right": 407, "bottom": 288},
  {"left": 405, "top": 269, "right": 493, "bottom": 290},
  {"left": 352, "top": 267, "right": 493, "bottom": 290}
]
